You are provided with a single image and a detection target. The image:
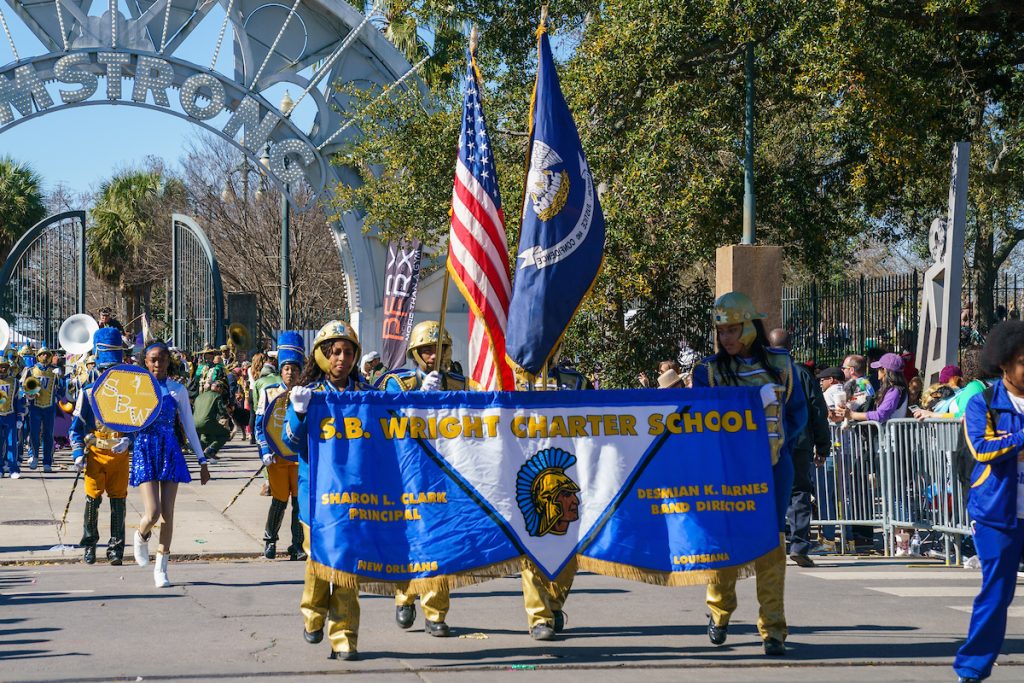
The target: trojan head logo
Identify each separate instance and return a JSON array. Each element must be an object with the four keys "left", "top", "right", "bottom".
[{"left": 516, "top": 448, "right": 581, "bottom": 537}]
